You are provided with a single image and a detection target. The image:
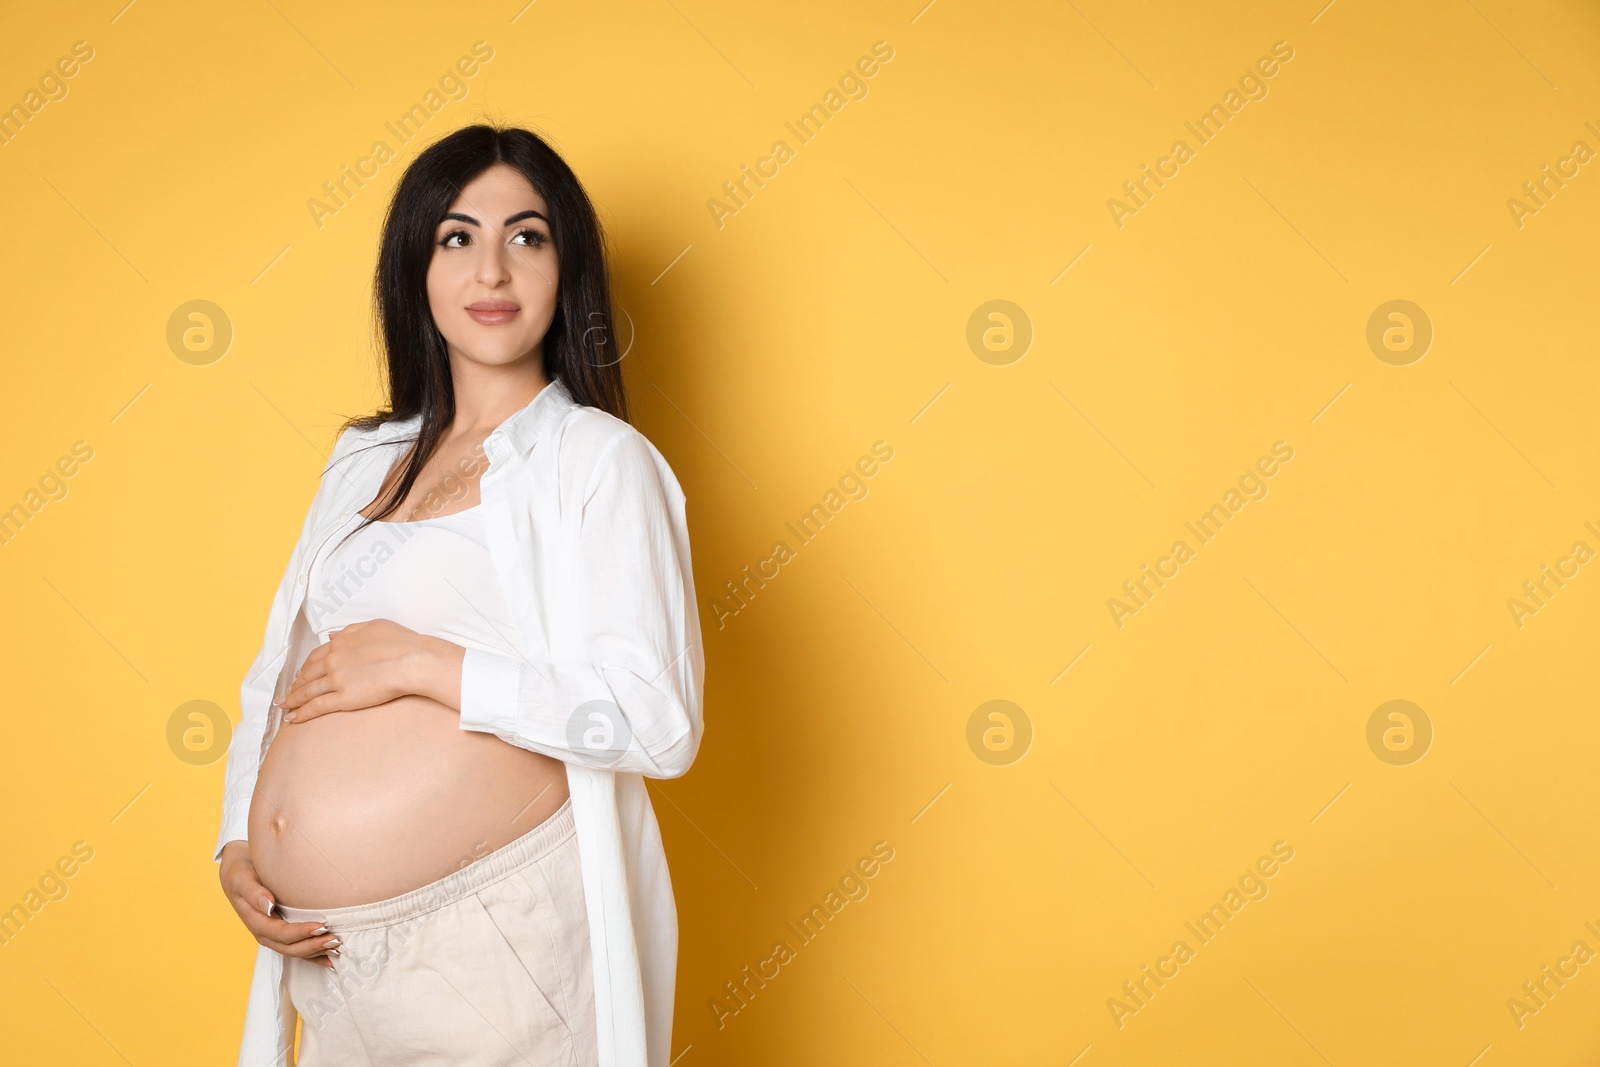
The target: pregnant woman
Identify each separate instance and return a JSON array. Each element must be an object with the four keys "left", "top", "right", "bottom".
[{"left": 212, "top": 124, "right": 705, "bottom": 1067}]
